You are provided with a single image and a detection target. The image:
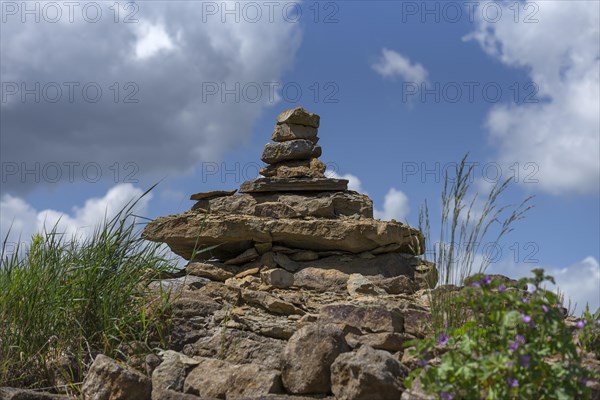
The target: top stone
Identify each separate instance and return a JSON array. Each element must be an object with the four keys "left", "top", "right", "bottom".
[{"left": 277, "top": 107, "right": 320, "bottom": 128}]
